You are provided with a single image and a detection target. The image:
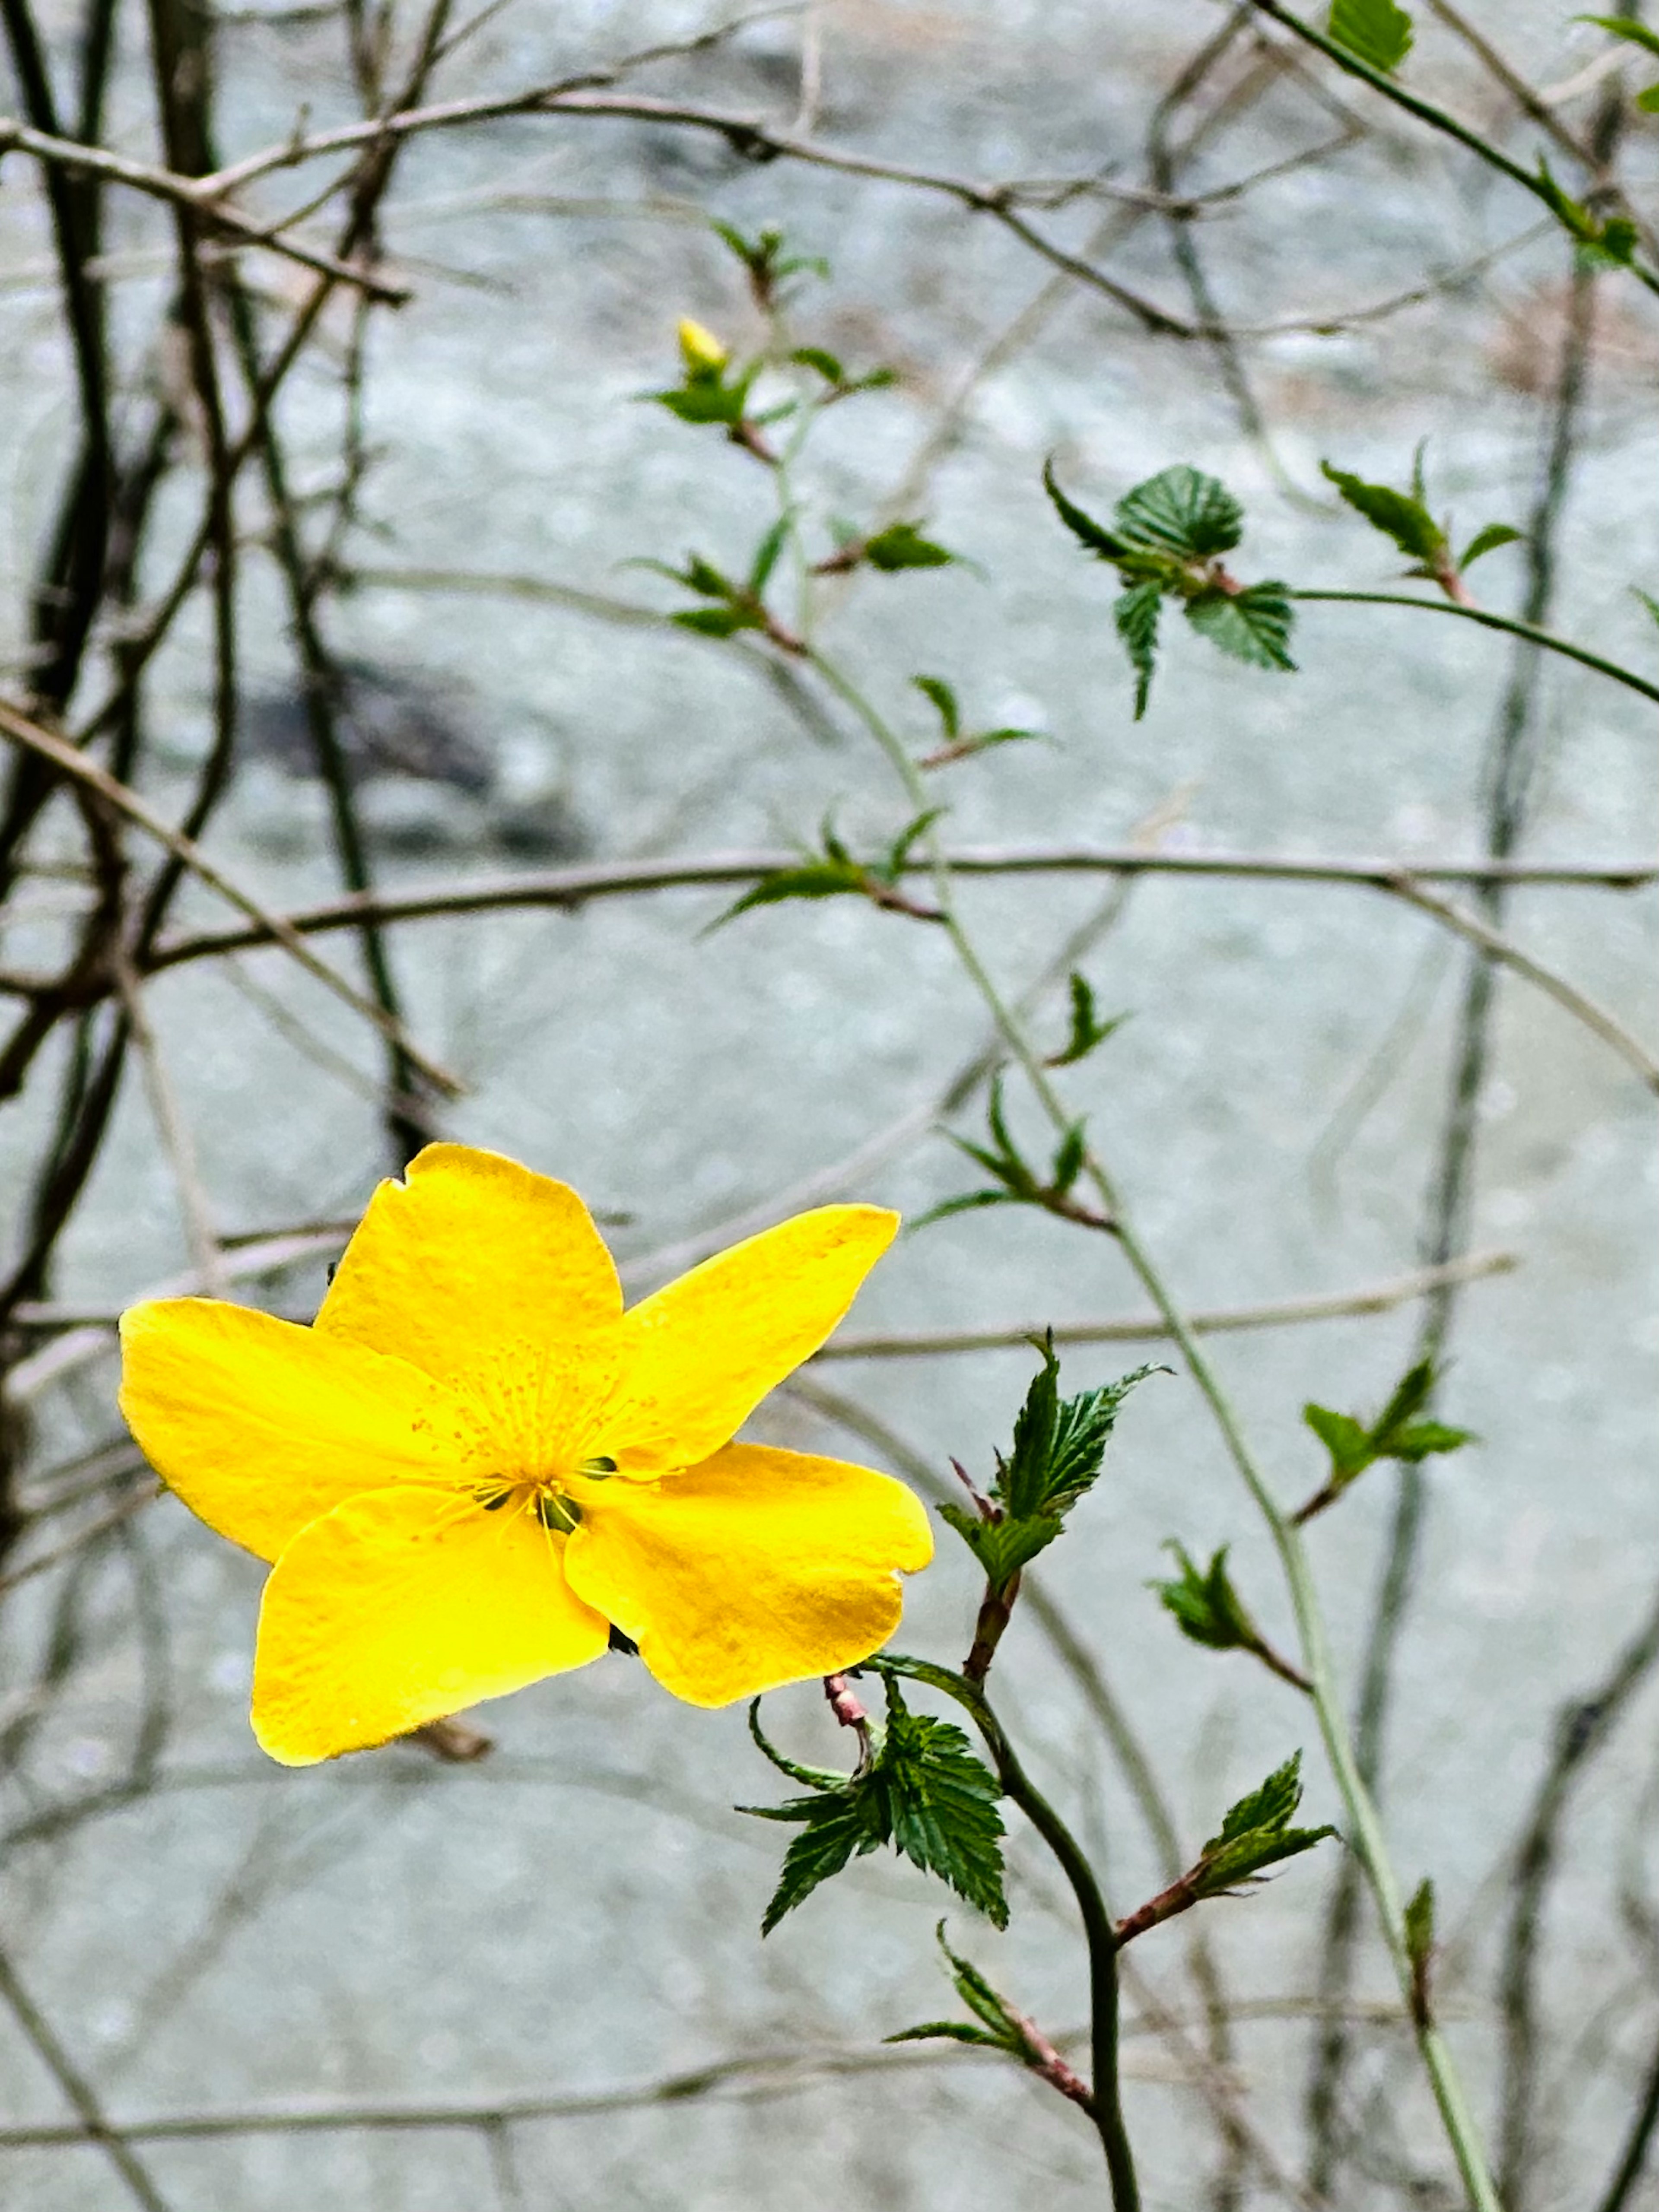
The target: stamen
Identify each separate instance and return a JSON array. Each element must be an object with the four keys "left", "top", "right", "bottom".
[{"left": 536, "top": 1492, "right": 582, "bottom": 1533}]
